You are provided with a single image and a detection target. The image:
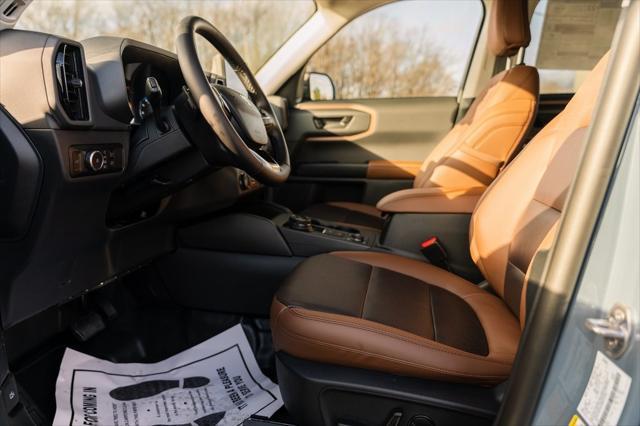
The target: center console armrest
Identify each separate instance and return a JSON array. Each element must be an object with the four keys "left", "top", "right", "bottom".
[{"left": 376, "top": 187, "right": 485, "bottom": 214}]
